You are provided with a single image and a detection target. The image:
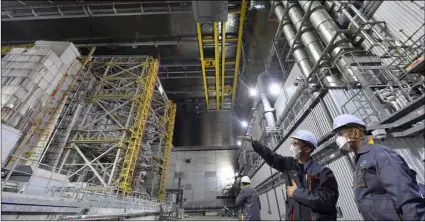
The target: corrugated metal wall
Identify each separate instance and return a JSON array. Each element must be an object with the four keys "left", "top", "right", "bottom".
[
  {"left": 373, "top": 1, "right": 424, "bottom": 46},
  {"left": 326, "top": 157, "right": 363, "bottom": 220}
]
